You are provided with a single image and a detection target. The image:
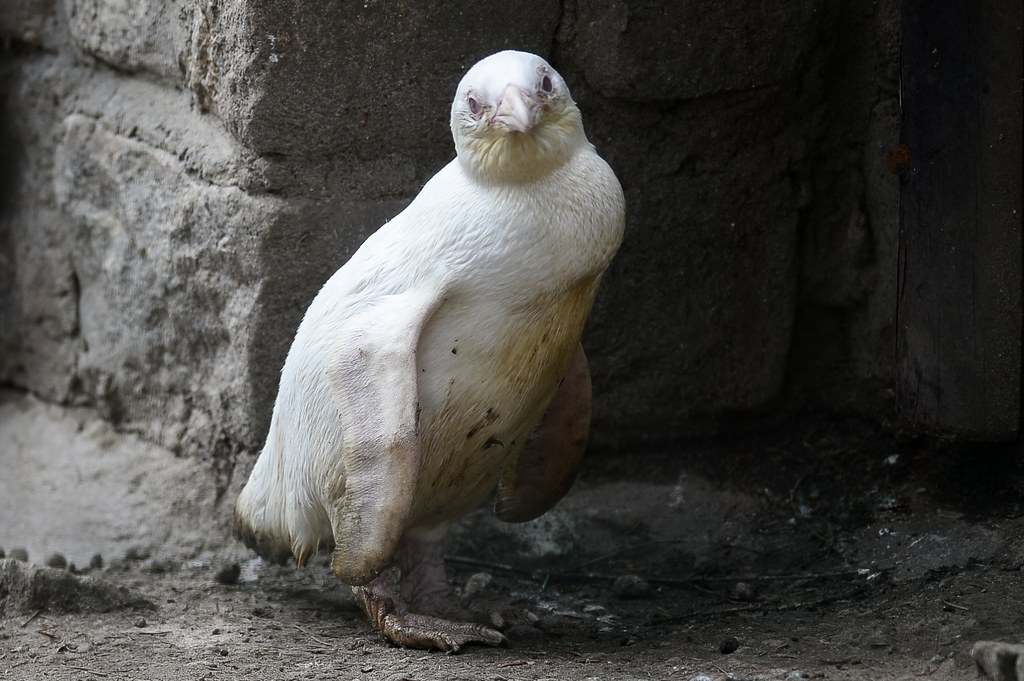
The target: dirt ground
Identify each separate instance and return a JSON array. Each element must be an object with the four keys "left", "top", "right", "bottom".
[{"left": 2, "top": 392, "right": 1023, "bottom": 680}]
